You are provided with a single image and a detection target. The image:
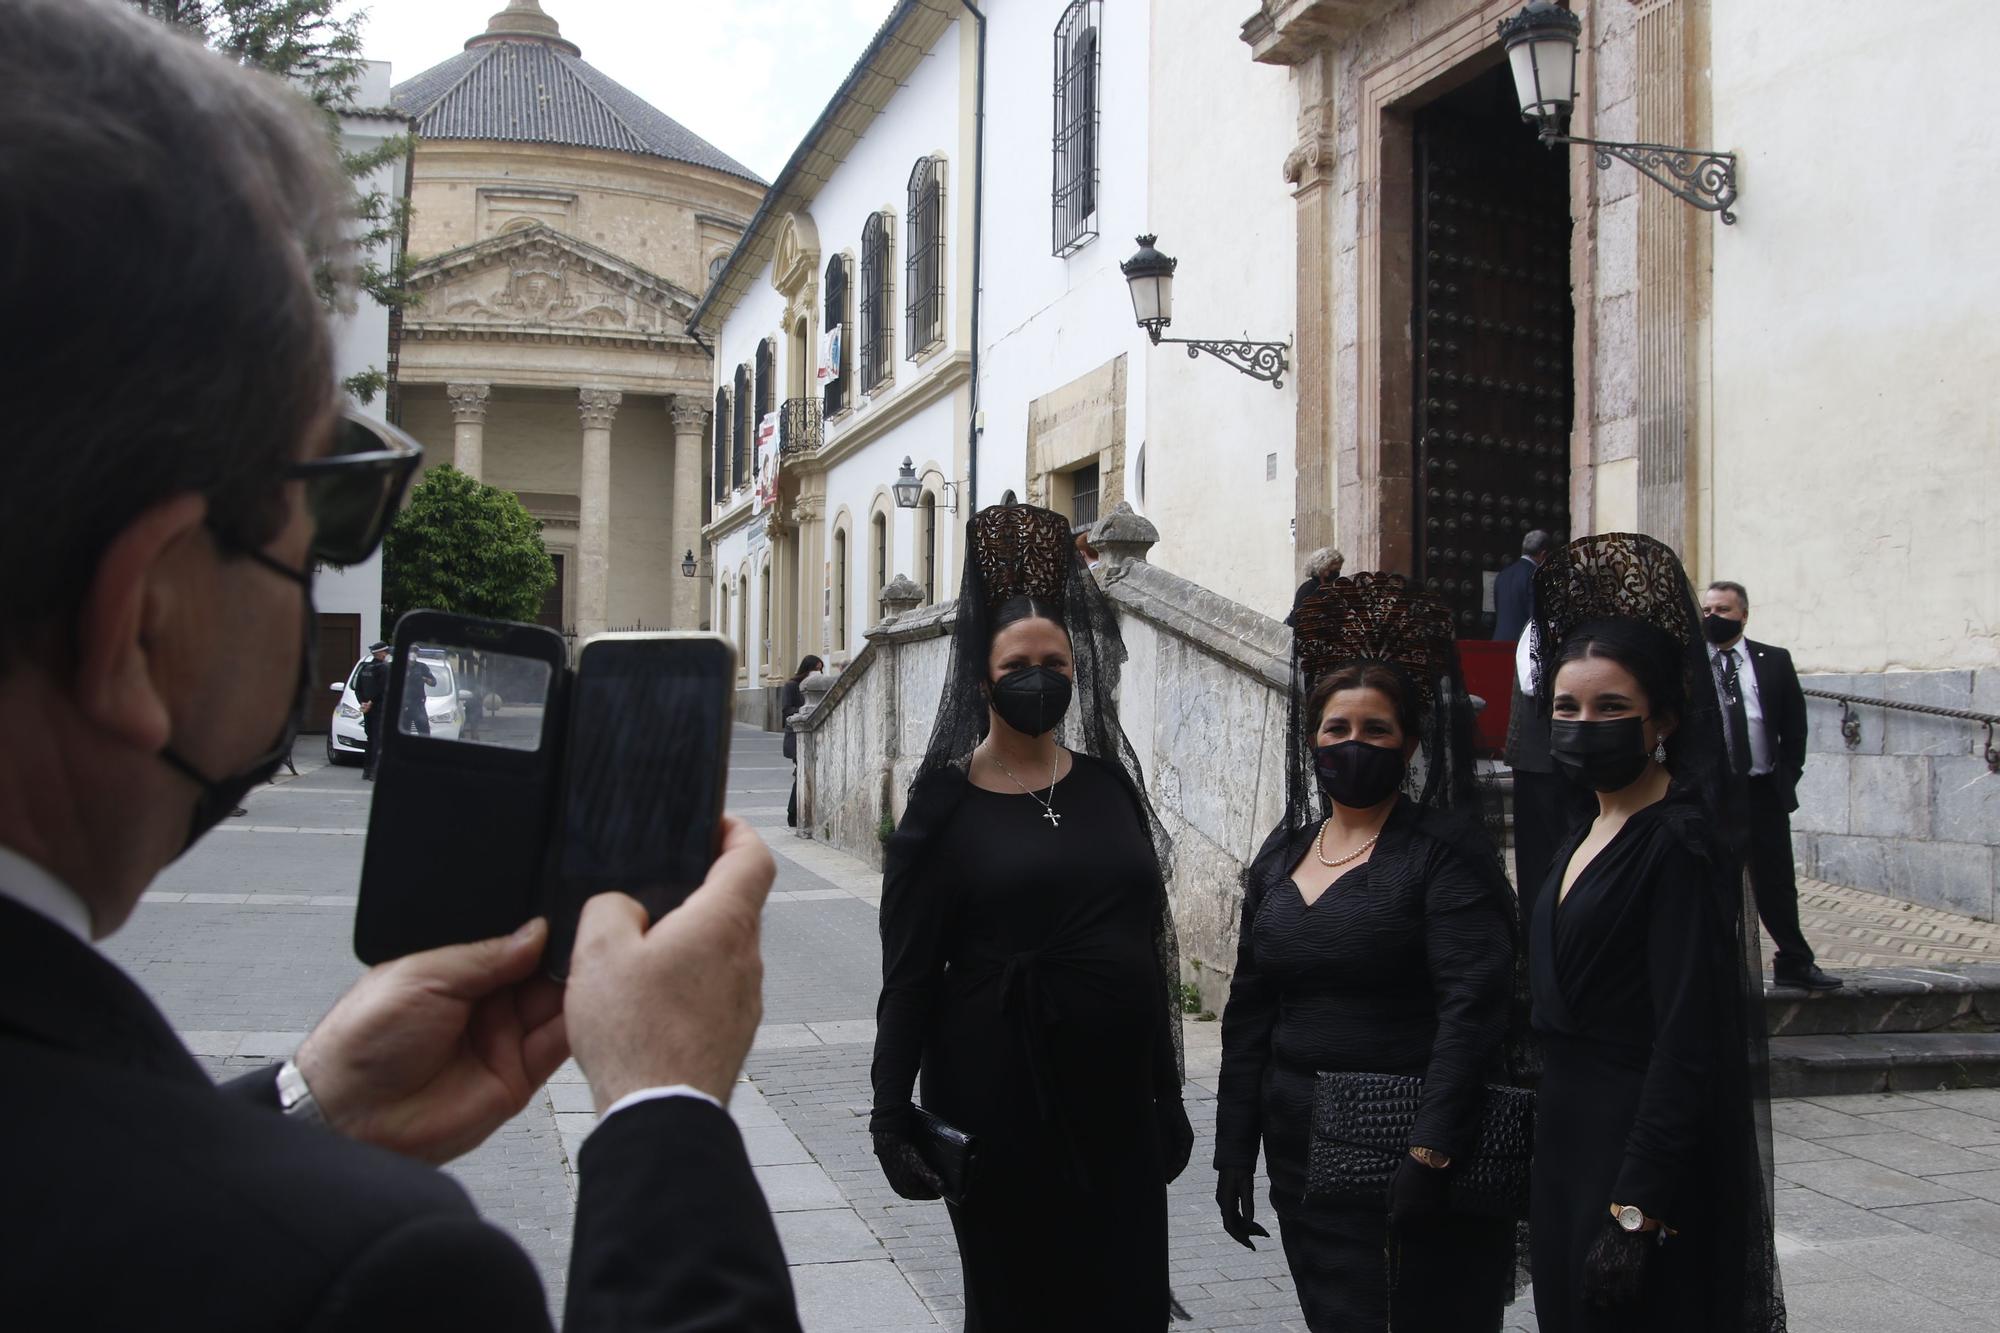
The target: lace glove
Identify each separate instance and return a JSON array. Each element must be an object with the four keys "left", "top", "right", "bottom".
[
  {"left": 869, "top": 1104, "right": 945, "bottom": 1201},
  {"left": 1583, "top": 1219, "right": 1656, "bottom": 1310},
  {"left": 1157, "top": 1096, "right": 1194, "bottom": 1184},
  {"left": 1388, "top": 1151, "right": 1451, "bottom": 1227},
  {"left": 1215, "top": 1166, "right": 1271, "bottom": 1250}
]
